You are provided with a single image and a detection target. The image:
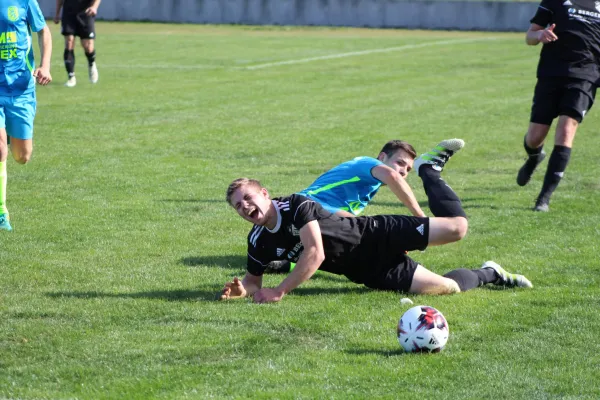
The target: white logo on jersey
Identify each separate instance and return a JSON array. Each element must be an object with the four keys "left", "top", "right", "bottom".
[
  {"left": 276, "top": 248, "right": 286, "bottom": 256},
  {"left": 290, "top": 225, "right": 300, "bottom": 236},
  {"left": 562, "top": 0, "right": 572, "bottom": 5},
  {"left": 596, "top": 1, "right": 600, "bottom": 12},
  {"left": 416, "top": 224, "right": 425, "bottom": 236}
]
